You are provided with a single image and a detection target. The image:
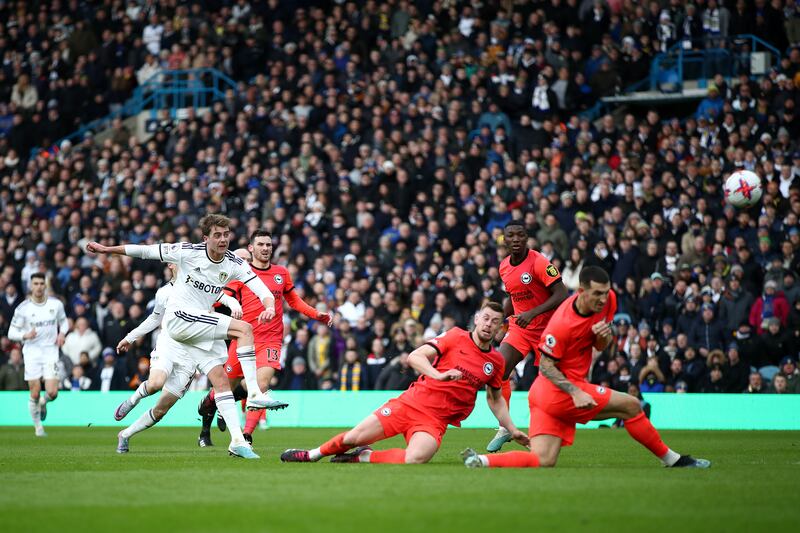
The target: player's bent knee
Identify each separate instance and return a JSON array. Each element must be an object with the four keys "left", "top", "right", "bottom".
[
  {"left": 538, "top": 455, "right": 558, "bottom": 468},
  {"left": 404, "top": 454, "right": 431, "bottom": 465},
  {"left": 623, "top": 396, "right": 643, "bottom": 418}
]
